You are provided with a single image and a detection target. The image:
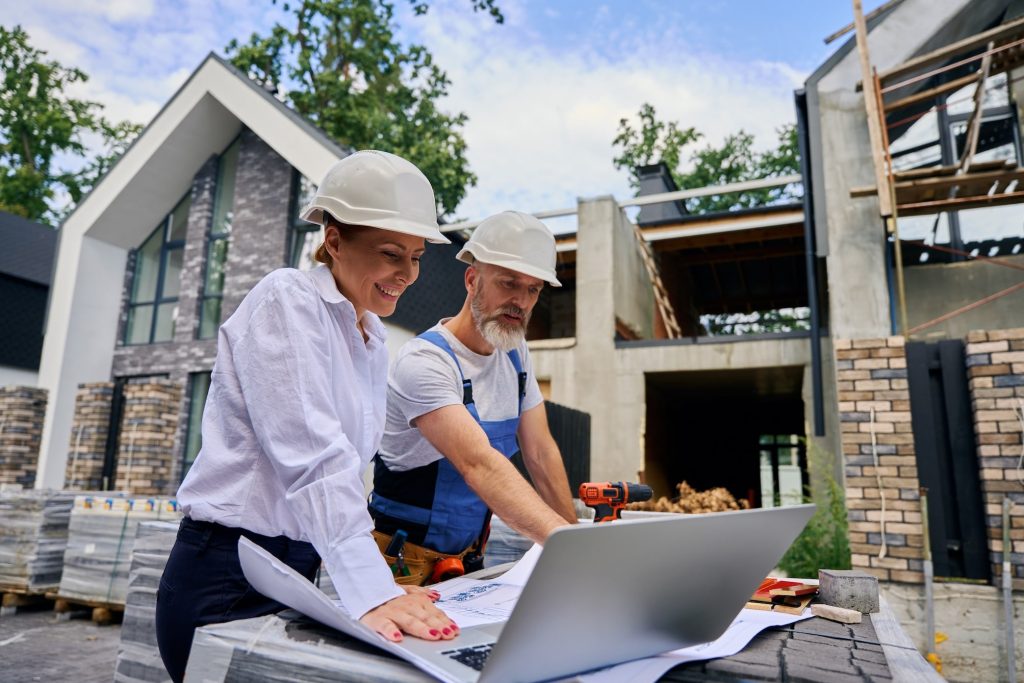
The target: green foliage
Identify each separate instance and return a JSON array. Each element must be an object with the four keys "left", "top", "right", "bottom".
[
  {"left": 778, "top": 446, "right": 852, "bottom": 579},
  {"left": 702, "top": 308, "right": 811, "bottom": 336},
  {"left": 0, "top": 26, "right": 141, "bottom": 225},
  {"left": 612, "top": 102, "right": 801, "bottom": 214},
  {"left": 227, "top": 0, "right": 499, "bottom": 217}
]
